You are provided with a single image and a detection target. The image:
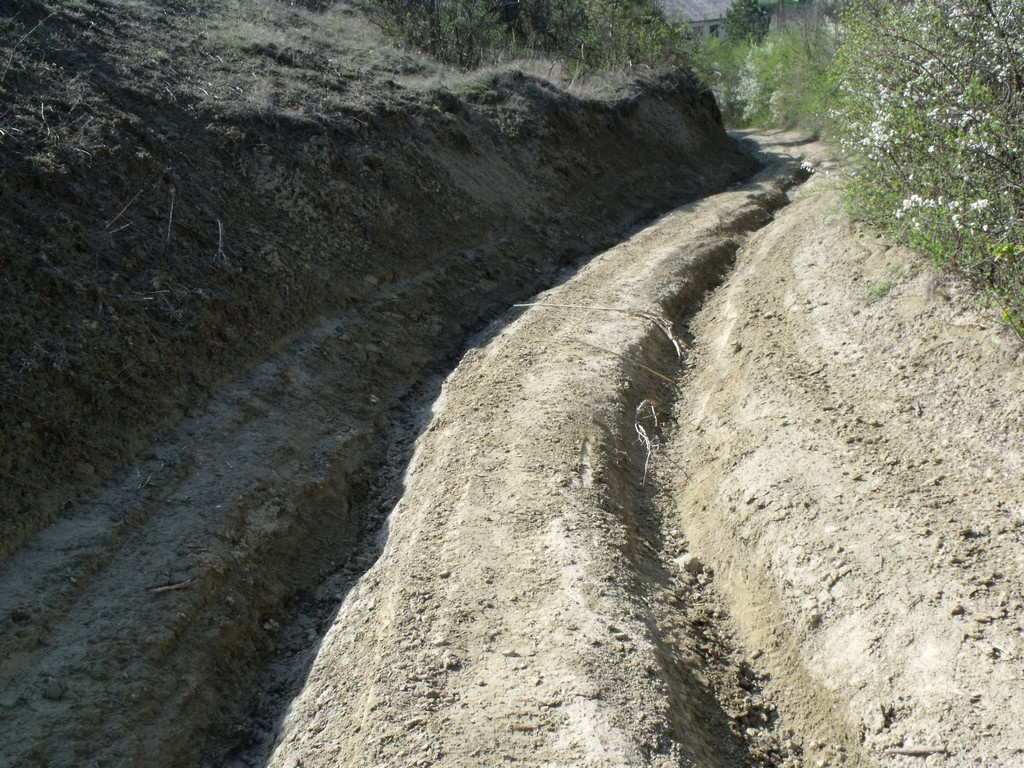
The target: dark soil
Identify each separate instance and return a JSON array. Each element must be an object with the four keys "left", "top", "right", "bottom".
[
  {"left": 0, "top": 1, "right": 760, "bottom": 765},
  {"left": 0, "top": 0, "right": 755, "bottom": 559}
]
